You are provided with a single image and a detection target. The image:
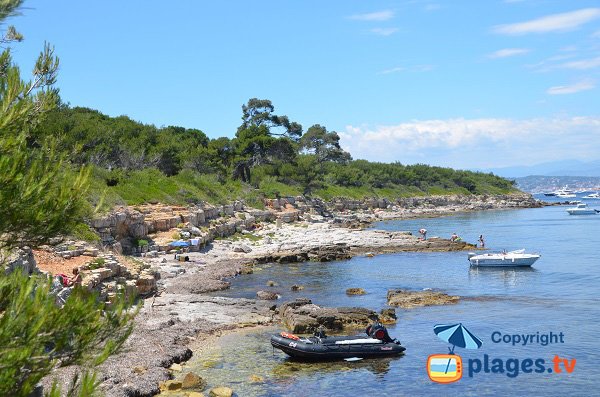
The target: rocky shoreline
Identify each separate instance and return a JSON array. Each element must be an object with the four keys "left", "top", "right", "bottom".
[{"left": 36, "top": 193, "right": 540, "bottom": 396}]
